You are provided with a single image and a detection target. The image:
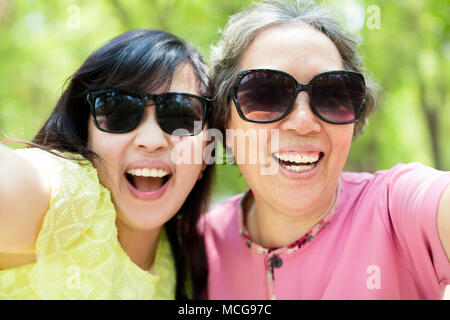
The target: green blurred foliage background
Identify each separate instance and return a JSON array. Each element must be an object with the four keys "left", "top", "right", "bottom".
[{"left": 0, "top": 0, "right": 448, "bottom": 203}]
